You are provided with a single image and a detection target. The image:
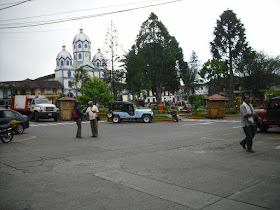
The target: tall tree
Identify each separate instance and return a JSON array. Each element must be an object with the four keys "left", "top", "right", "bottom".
[
  {"left": 125, "top": 12, "right": 183, "bottom": 105},
  {"left": 188, "top": 51, "right": 200, "bottom": 95},
  {"left": 69, "top": 66, "right": 91, "bottom": 96},
  {"left": 238, "top": 51, "right": 280, "bottom": 100},
  {"left": 210, "top": 9, "right": 249, "bottom": 107},
  {"left": 104, "top": 20, "right": 125, "bottom": 100}
]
